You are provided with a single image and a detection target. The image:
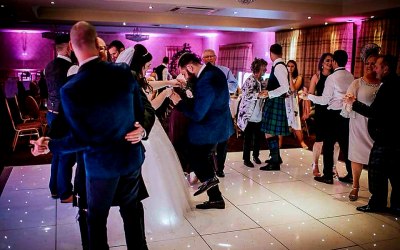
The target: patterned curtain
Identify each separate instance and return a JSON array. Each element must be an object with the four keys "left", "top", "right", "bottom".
[
  {"left": 354, "top": 17, "right": 400, "bottom": 78},
  {"left": 276, "top": 23, "right": 354, "bottom": 88},
  {"left": 165, "top": 46, "right": 180, "bottom": 61},
  {"left": 218, "top": 43, "right": 253, "bottom": 75}
]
